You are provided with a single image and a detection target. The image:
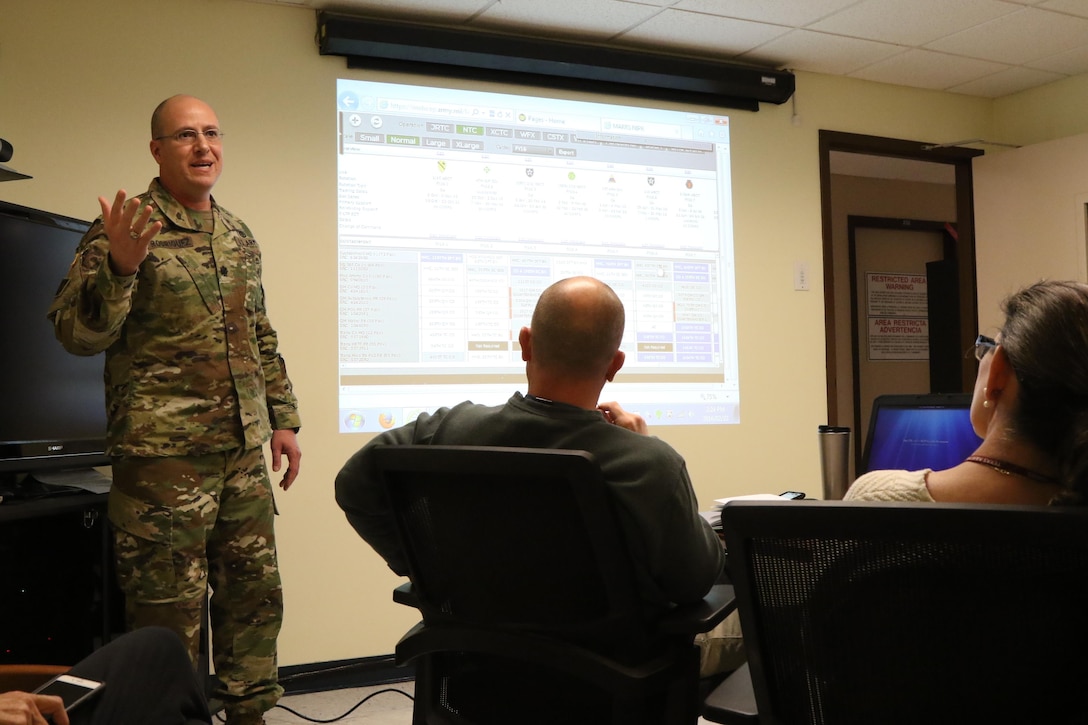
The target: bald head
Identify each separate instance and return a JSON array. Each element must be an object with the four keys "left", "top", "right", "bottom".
[
  {"left": 151, "top": 94, "right": 208, "bottom": 138},
  {"left": 529, "top": 277, "right": 625, "bottom": 379}
]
